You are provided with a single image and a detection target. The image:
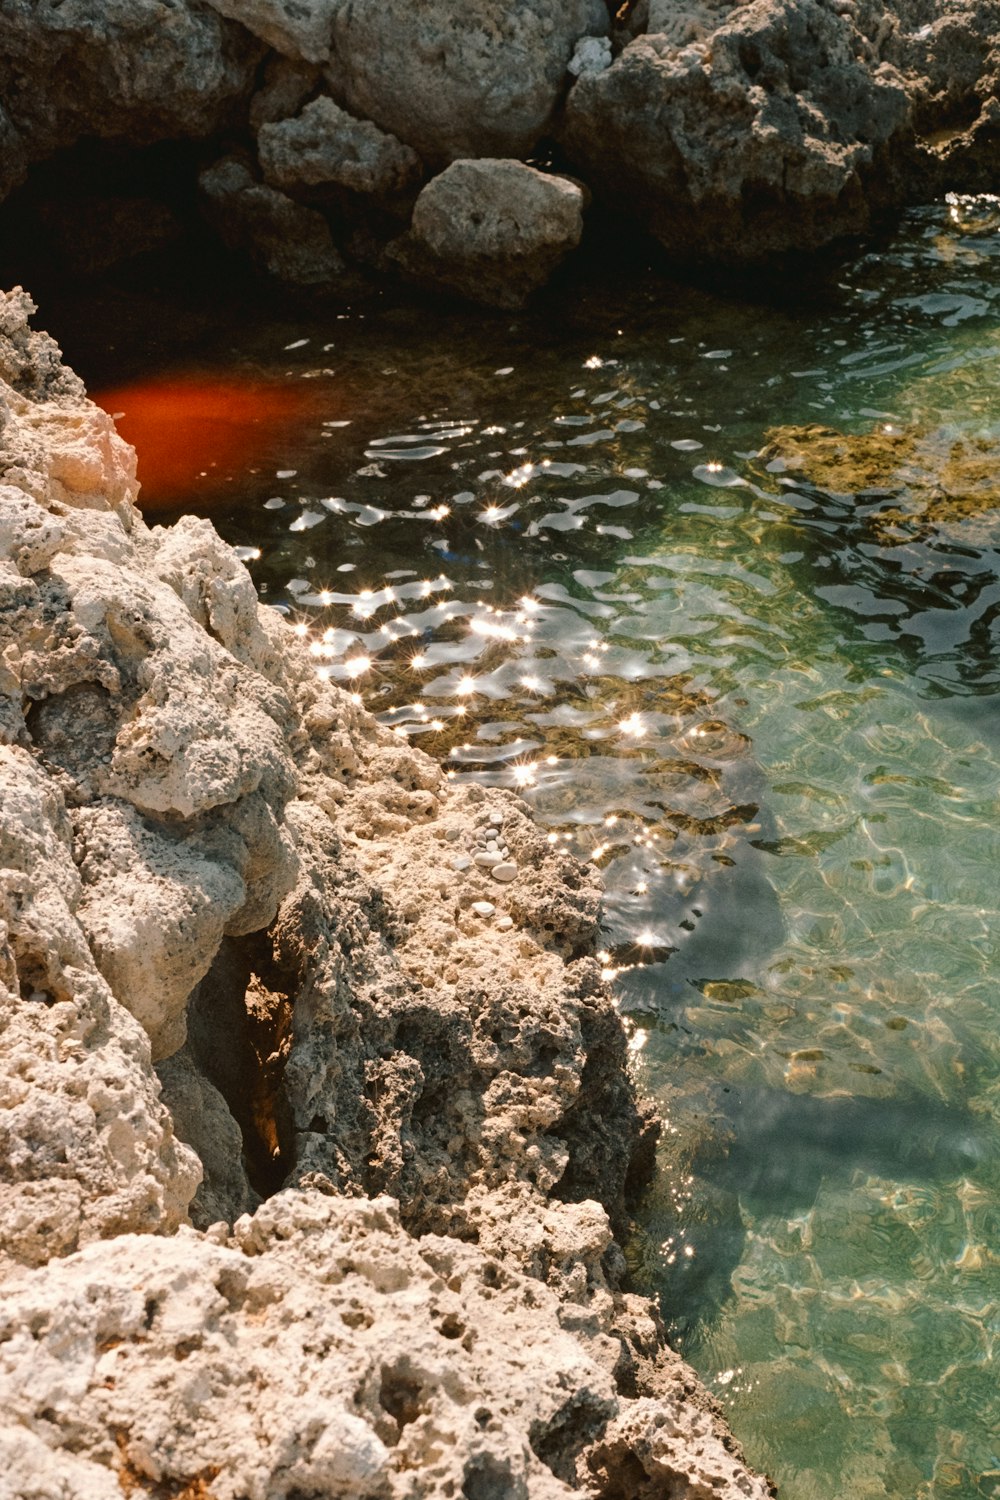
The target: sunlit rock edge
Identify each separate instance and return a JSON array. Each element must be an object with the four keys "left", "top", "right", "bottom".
[{"left": 0, "top": 290, "right": 774, "bottom": 1499}]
